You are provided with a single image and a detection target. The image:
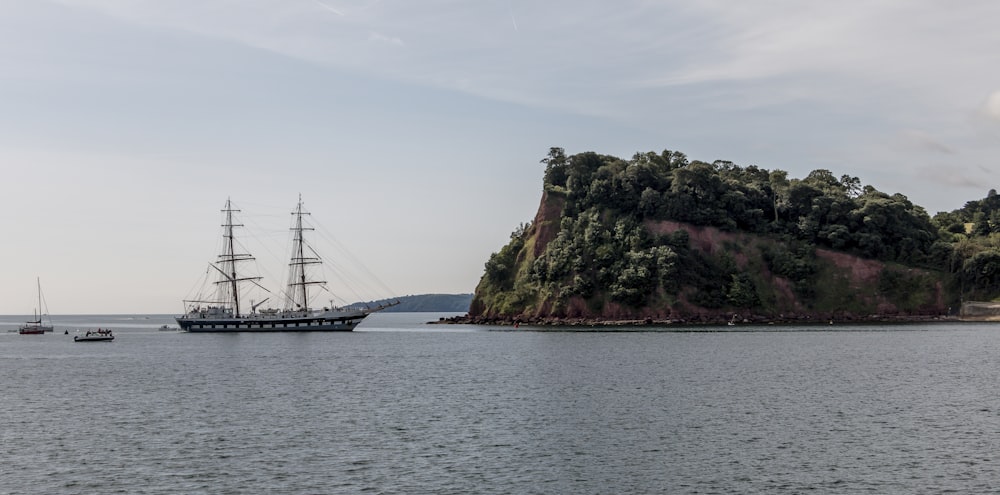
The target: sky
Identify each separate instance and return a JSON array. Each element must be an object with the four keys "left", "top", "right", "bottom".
[{"left": 3, "top": 1, "right": 1000, "bottom": 314}]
